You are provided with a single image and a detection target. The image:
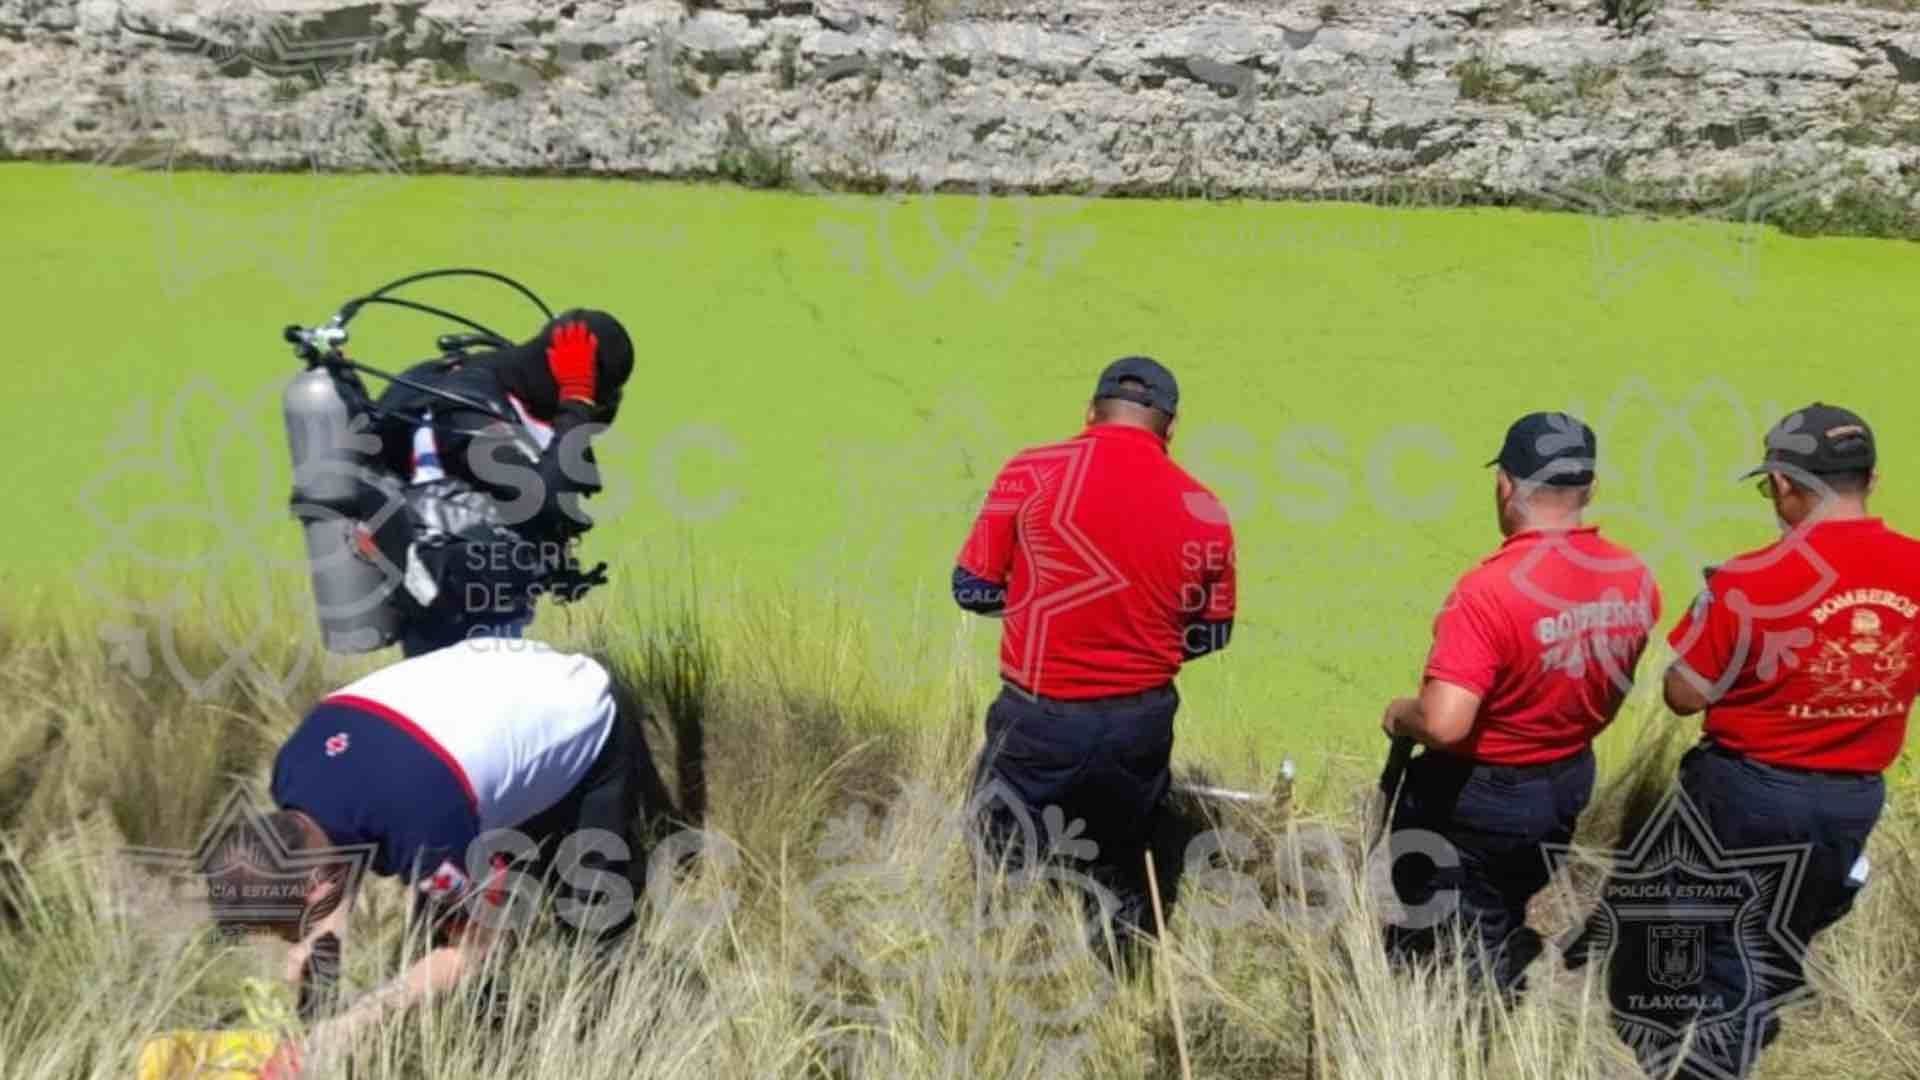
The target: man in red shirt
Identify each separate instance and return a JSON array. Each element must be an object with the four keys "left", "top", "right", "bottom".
[
  {"left": 1652, "top": 403, "right": 1919, "bottom": 1076},
  {"left": 1380, "top": 412, "right": 1661, "bottom": 993},
  {"left": 953, "top": 356, "right": 1235, "bottom": 955}
]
